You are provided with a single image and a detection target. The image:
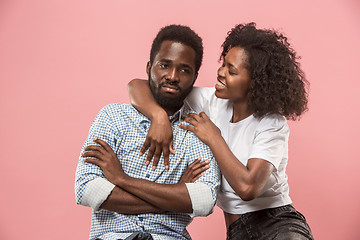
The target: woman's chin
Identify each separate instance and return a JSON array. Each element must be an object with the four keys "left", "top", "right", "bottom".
[{"left": 215, "top": 90, "right": 227, "bottom": 99}]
